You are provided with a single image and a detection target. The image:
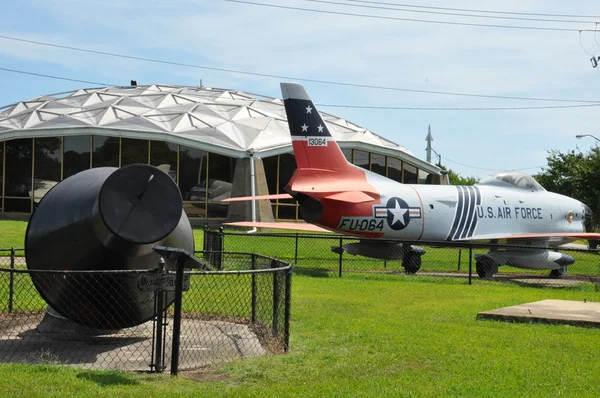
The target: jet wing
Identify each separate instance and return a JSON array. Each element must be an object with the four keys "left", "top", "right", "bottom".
[
  {"left": 222, "top": 191, "right": 374, "bottom": 204},
  {"left": 223, "top": 221, "right": 332, "bottom": 233},
  {"left": 323, "top": 191, "right": 375, "bottom": 204},
  {"left": 221, "top": 193, "right": 293, "bottom": 202}
]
